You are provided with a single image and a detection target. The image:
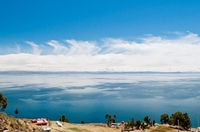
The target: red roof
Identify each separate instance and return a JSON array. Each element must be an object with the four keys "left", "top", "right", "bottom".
[{"left": 31, "top": 118, "right": 48, "bottom": 125}]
